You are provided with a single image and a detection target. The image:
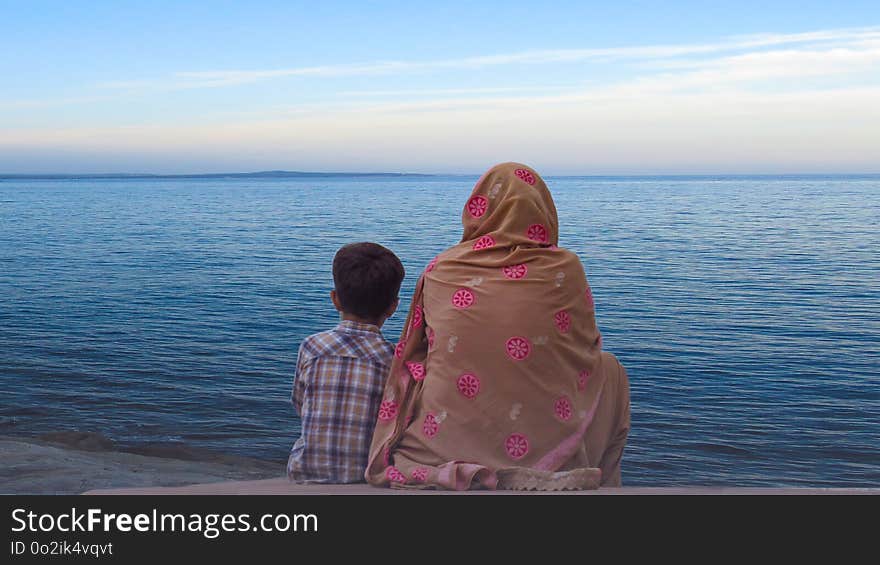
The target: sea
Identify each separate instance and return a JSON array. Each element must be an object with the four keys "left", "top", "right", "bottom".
[{"left": 1, "top": 173, "right": 878, "bottom": 486}]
